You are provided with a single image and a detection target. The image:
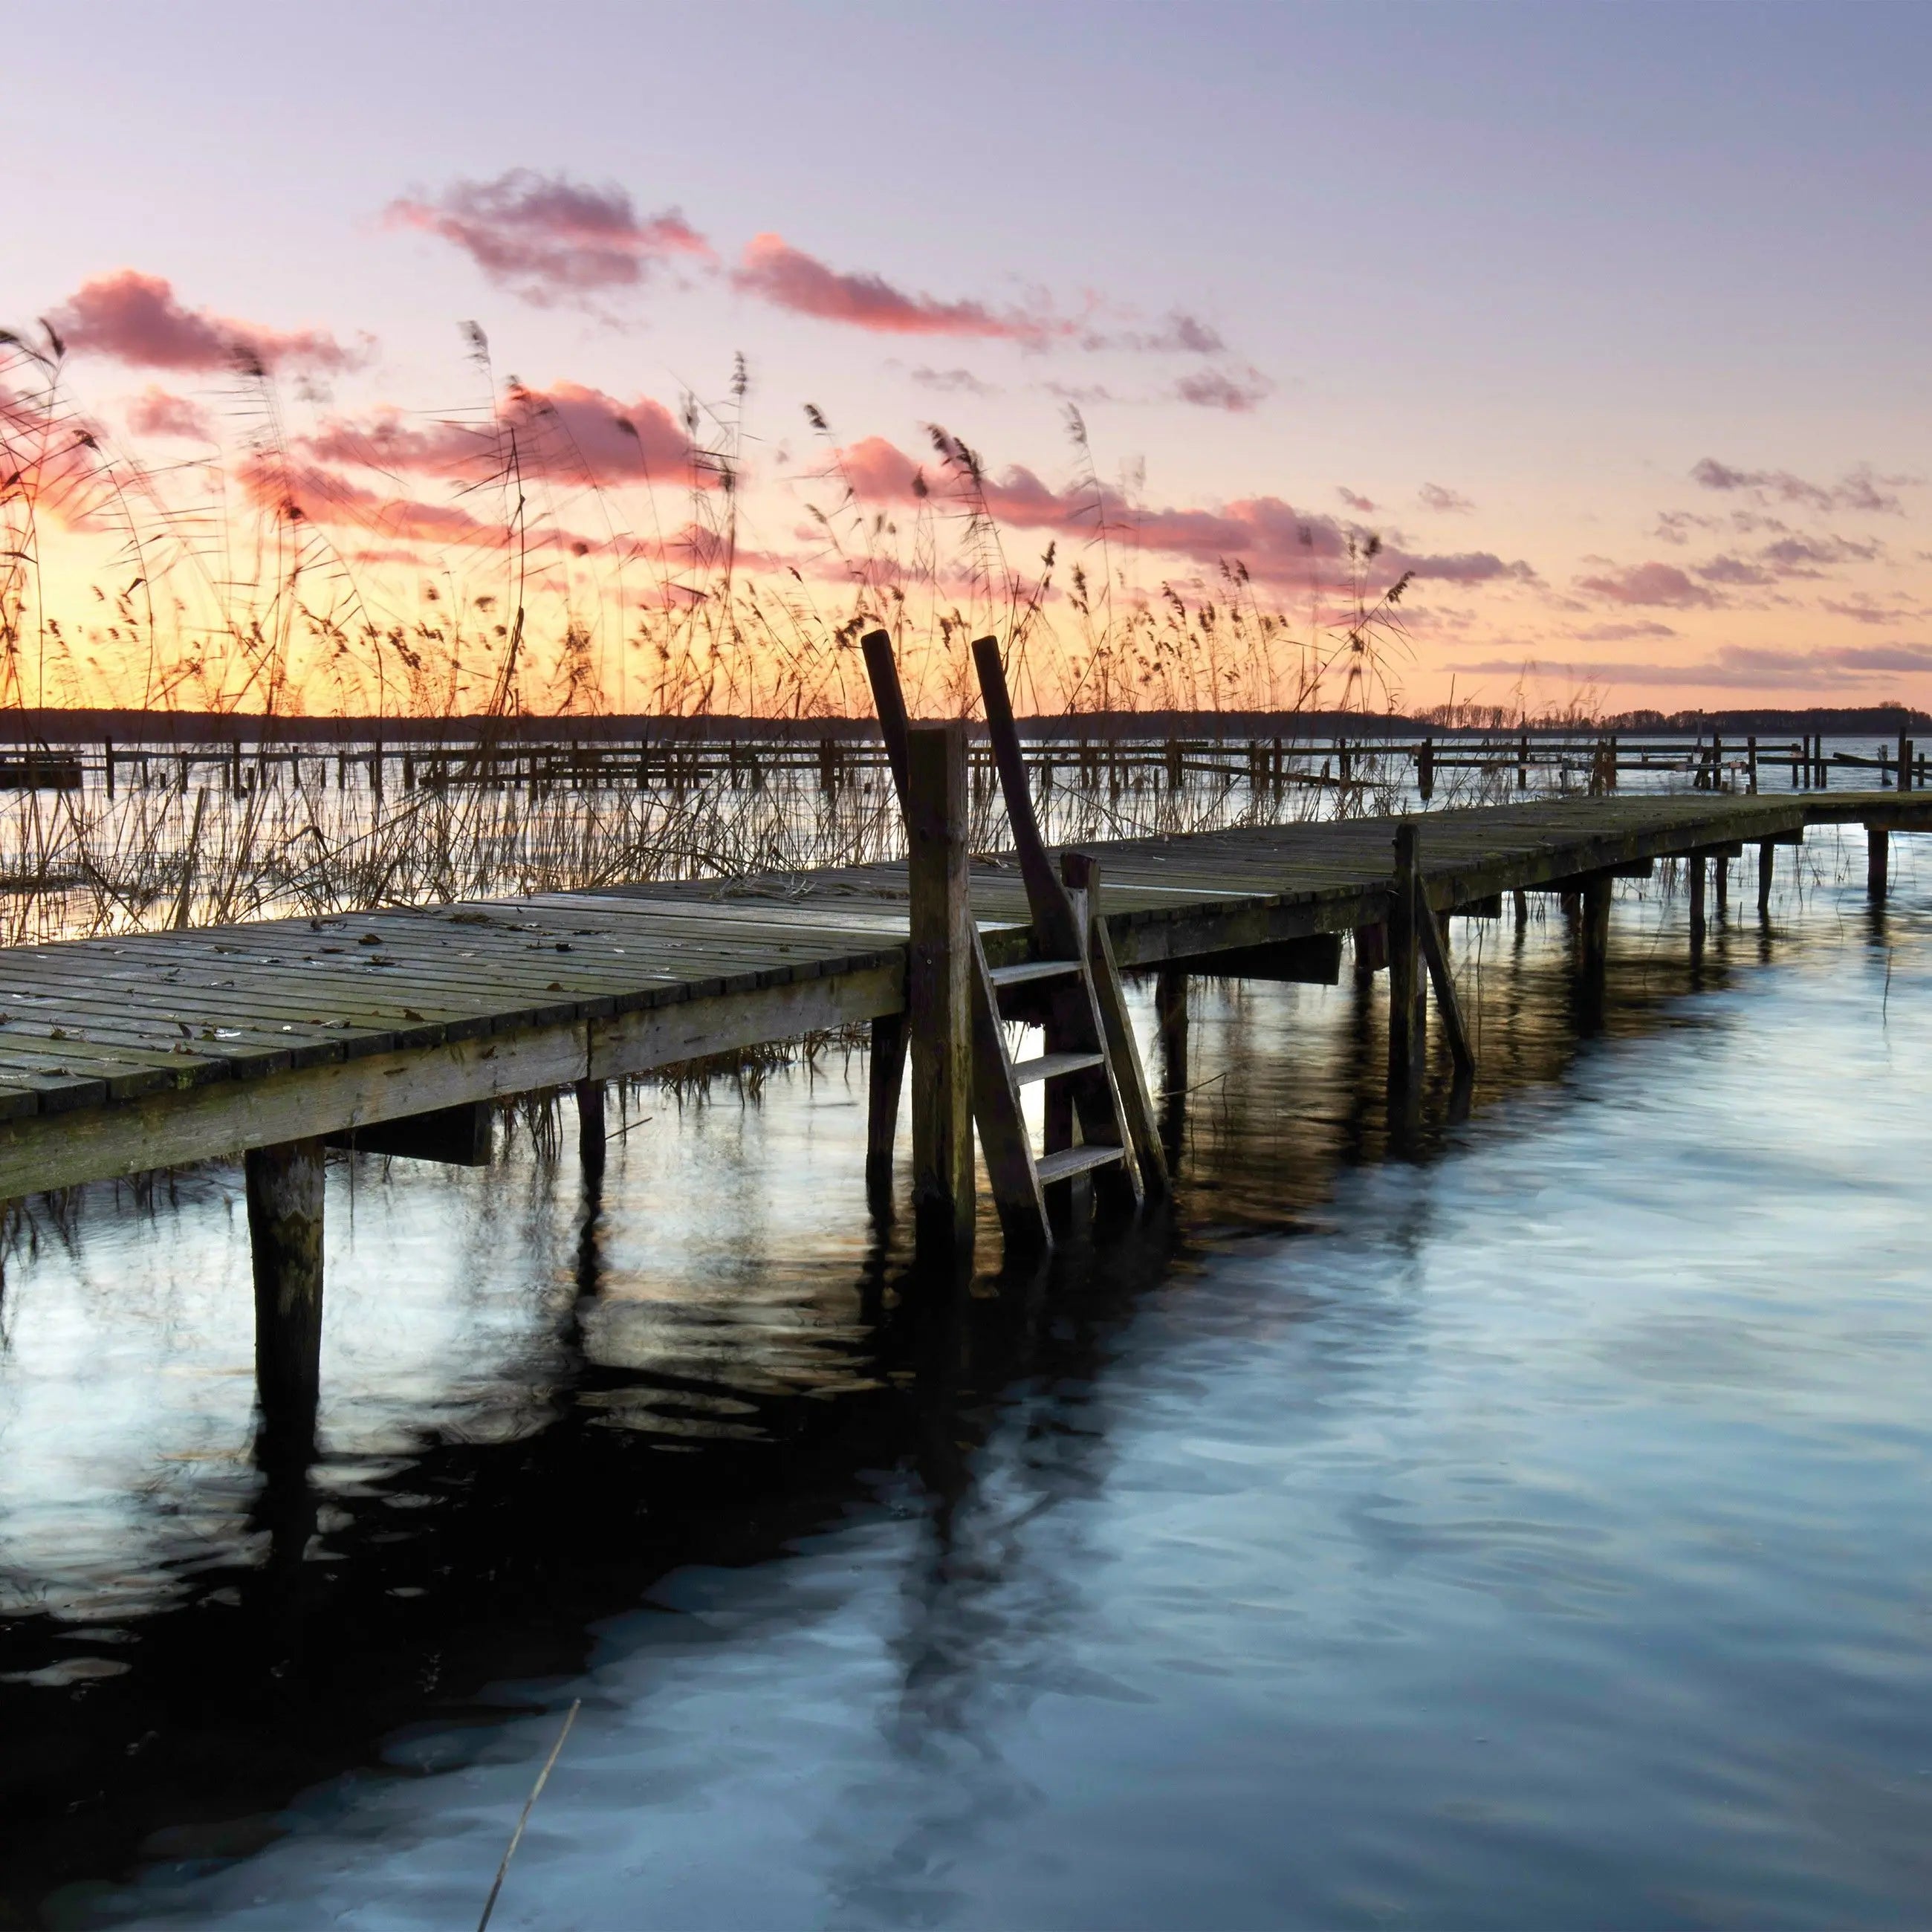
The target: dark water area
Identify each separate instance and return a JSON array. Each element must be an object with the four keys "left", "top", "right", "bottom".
[{"left": 1, "top": 829, "right": 1930, "bottom": 1928}]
